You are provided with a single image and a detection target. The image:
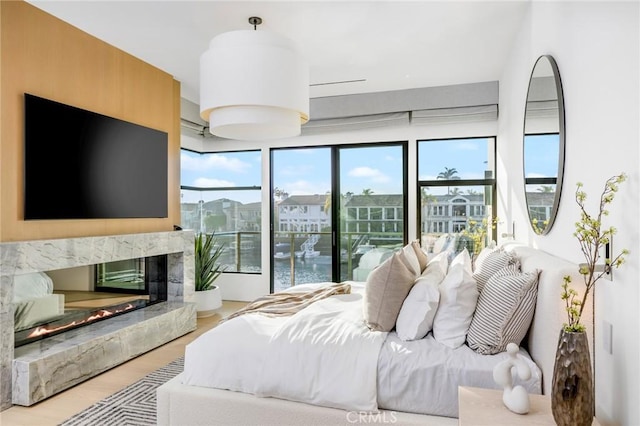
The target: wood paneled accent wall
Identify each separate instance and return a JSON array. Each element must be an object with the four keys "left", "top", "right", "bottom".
[{"left": 0, "top": 1, "right": 180, "bottom": 242}]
